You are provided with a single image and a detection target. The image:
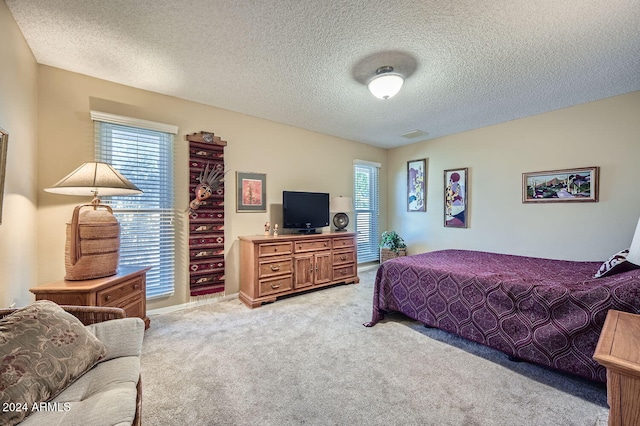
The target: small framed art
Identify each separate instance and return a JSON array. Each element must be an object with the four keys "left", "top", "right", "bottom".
[
  {"left": 0, "top": 128, "right": 8, "bottom": 224},
  {"left": 407, "top": 159, "right": 426, "bottom": 212},
  {"left": 522, "top": 167, "right": 598, "bottom": 203},
  {"left": 236, "top": 171, "right": 266, "bottom": 212},
  {"left": 444, "top": 168, "right": 468, "bottom": 228}
]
